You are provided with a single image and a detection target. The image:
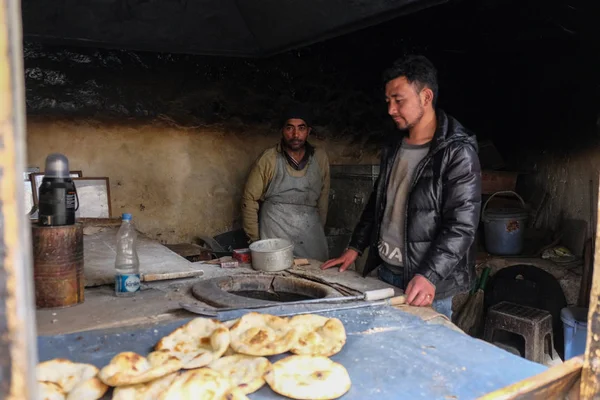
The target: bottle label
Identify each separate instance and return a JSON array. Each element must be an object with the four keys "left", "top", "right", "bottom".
[{"left": 115, "top": 274, "right": 141, "bottom": 294}]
